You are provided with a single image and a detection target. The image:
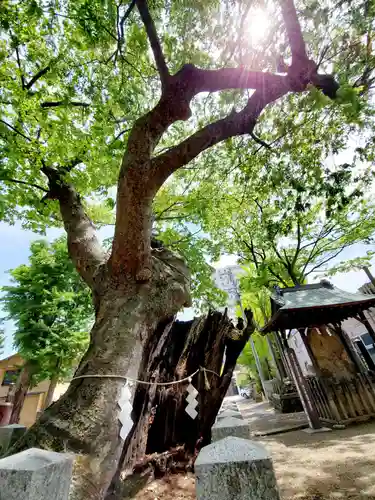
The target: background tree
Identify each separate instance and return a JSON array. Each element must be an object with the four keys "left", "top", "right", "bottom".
[
  {"left": 1, "top": 238, "right": 93, "bottom": 423},
  {"left": 0, "top": 328, "right": 4, "bottom": 357},
  {"left": 197, "top": 161, "right": 375, "bottom": 292},
  {"left": 1, "top": 0, "right": 374, "bottom": 497}
]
